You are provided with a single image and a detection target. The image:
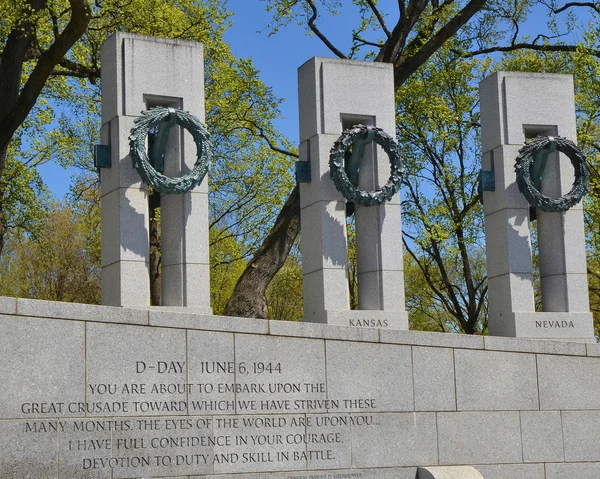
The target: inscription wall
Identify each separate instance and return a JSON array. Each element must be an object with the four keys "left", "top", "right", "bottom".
[
  {"left": 1, "top": 317, "right": 429, "bottom": 478},
  {"left": 3, "top": 301, "right": 600, "bottom": 479}
]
